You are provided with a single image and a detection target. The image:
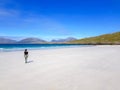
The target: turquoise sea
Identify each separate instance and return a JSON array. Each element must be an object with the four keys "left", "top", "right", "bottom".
[{"left": 0, "top": 44, "right": 89, "bottom": 52}]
